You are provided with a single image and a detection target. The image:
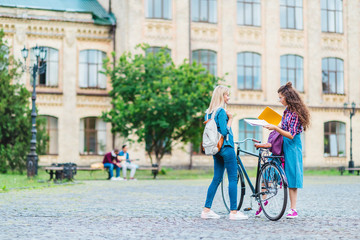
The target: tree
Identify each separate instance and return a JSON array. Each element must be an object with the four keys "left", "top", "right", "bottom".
[
  {"left": 102, "top": 44, "right": 221, "bottom": 167},
  {"left": 0, "top": 30, "right": 48, "bottom": 173}
]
